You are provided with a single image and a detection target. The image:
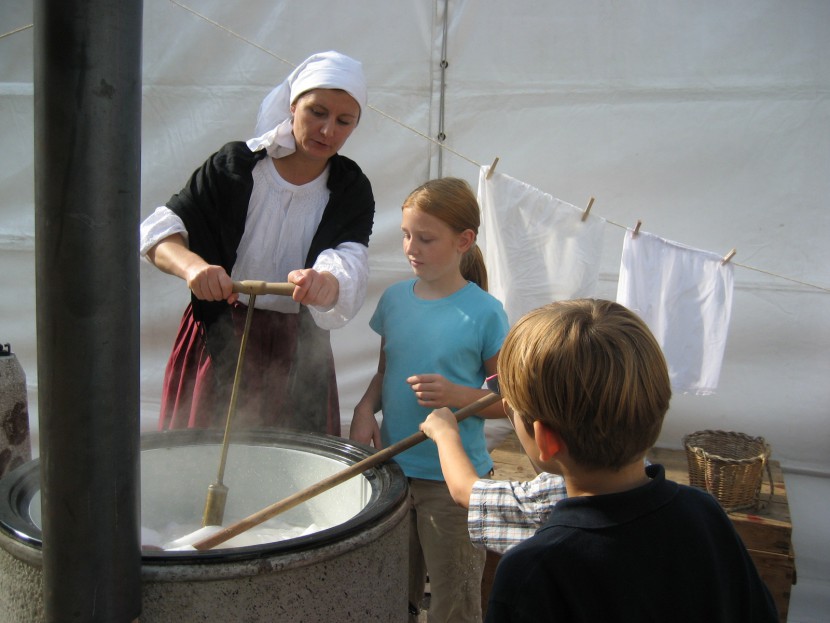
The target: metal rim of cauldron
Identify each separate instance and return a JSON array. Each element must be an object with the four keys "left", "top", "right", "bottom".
[{"left": 0, "top": 428, "right": 408, "bottom": 565}]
